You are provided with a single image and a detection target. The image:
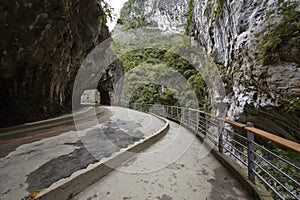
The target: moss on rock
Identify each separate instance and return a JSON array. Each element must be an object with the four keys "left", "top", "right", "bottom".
[{"left": 258, "top": 1, "right": 300, "bottom": 65}]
